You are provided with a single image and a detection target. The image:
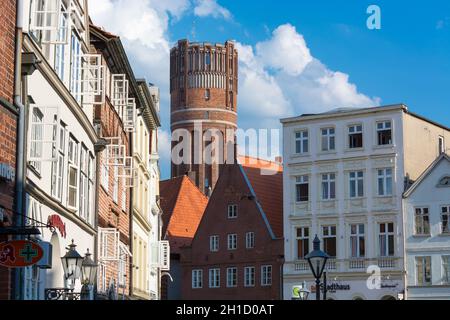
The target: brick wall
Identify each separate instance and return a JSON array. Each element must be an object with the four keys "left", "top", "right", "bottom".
[{"left": 0, "top": 0, "right": 17, "bottom": 301}]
